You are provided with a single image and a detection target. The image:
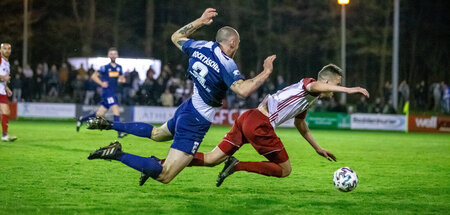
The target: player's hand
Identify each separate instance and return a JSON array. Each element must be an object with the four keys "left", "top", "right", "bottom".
[
  {"left": 347, "top": 87, "right": 369, "bottom": 98},
  {"left": 316, "top": 148, "right": 337, "bottom": 162},
  {"left": 263, "top": 55, "right": 277, "bottom": 73},
  {"left": 101, "top": 81, "right": 108, "bottom": 88},
  {"left": 199, "top": 8, "right": 218, "bottom": 25},
  {"left": 6, "top": 88, "right": 12, "bottom": 97}
]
